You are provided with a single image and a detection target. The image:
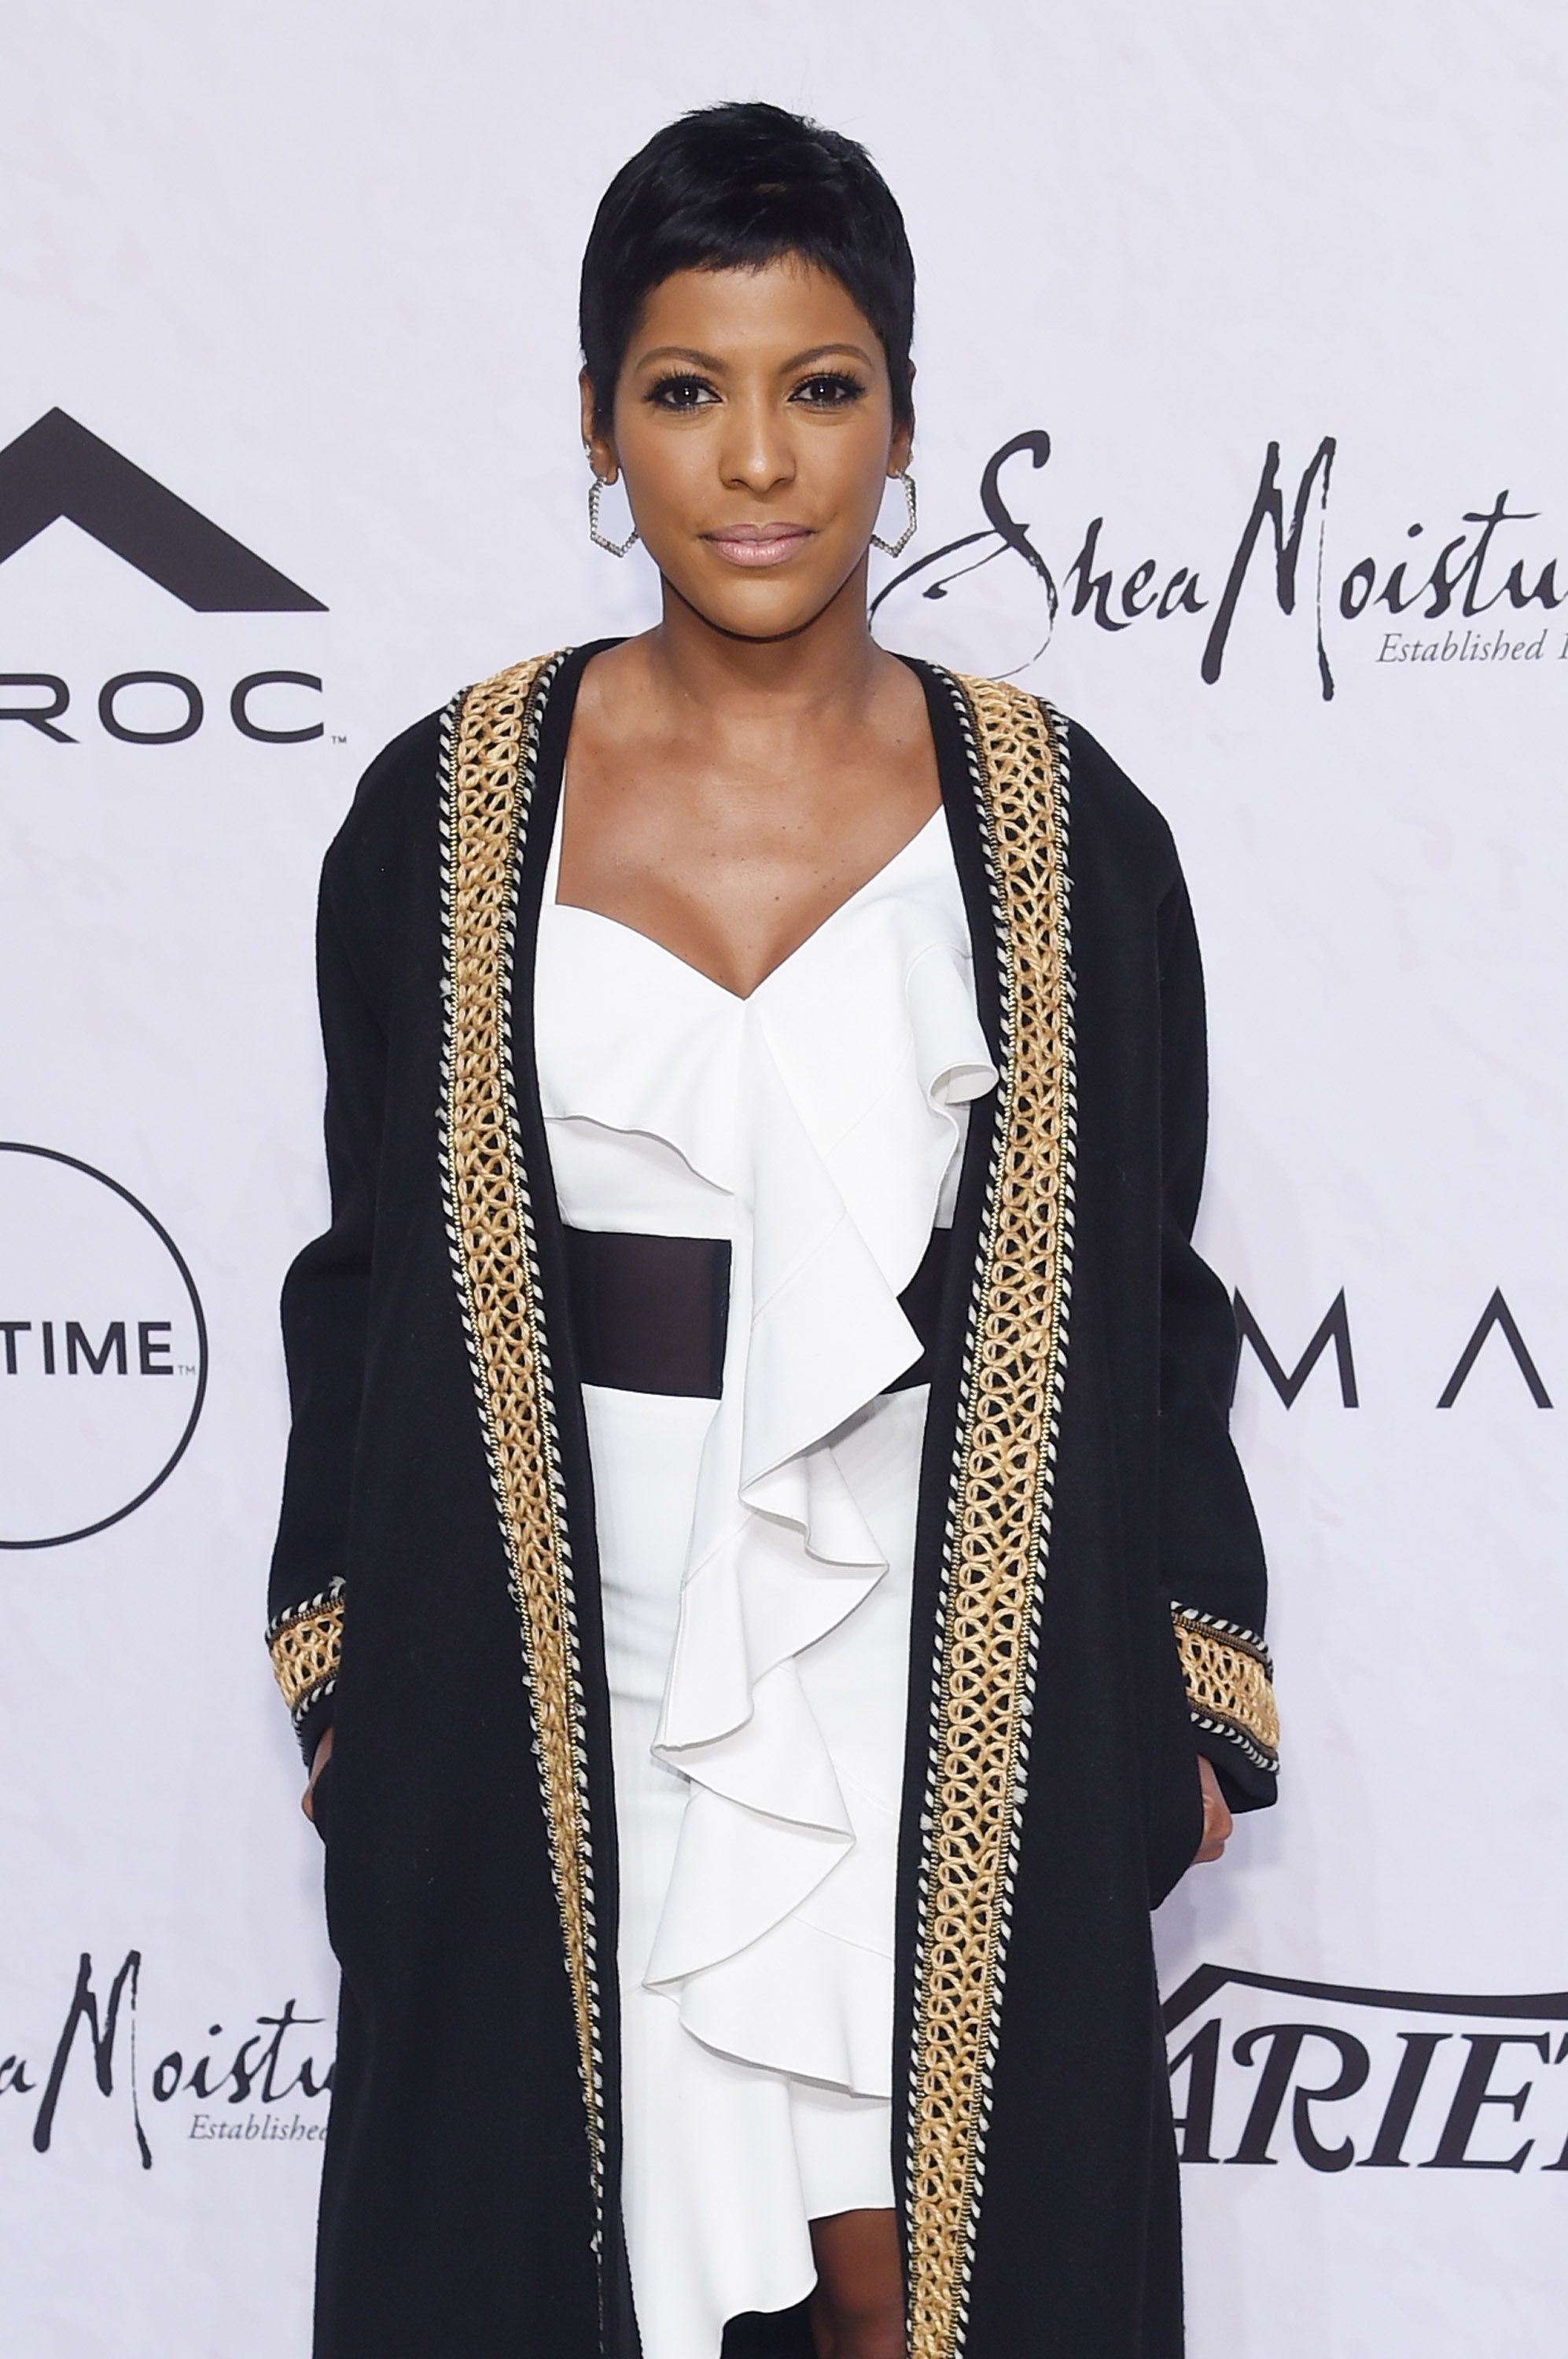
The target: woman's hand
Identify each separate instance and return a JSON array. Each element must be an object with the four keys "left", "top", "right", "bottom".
[
  {"left": 1193, "top": 1754, "right": 1233, "bottom": 1864},
  {"left": 302, "top": 1724, "right": 334, "bottom": 1824}
]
